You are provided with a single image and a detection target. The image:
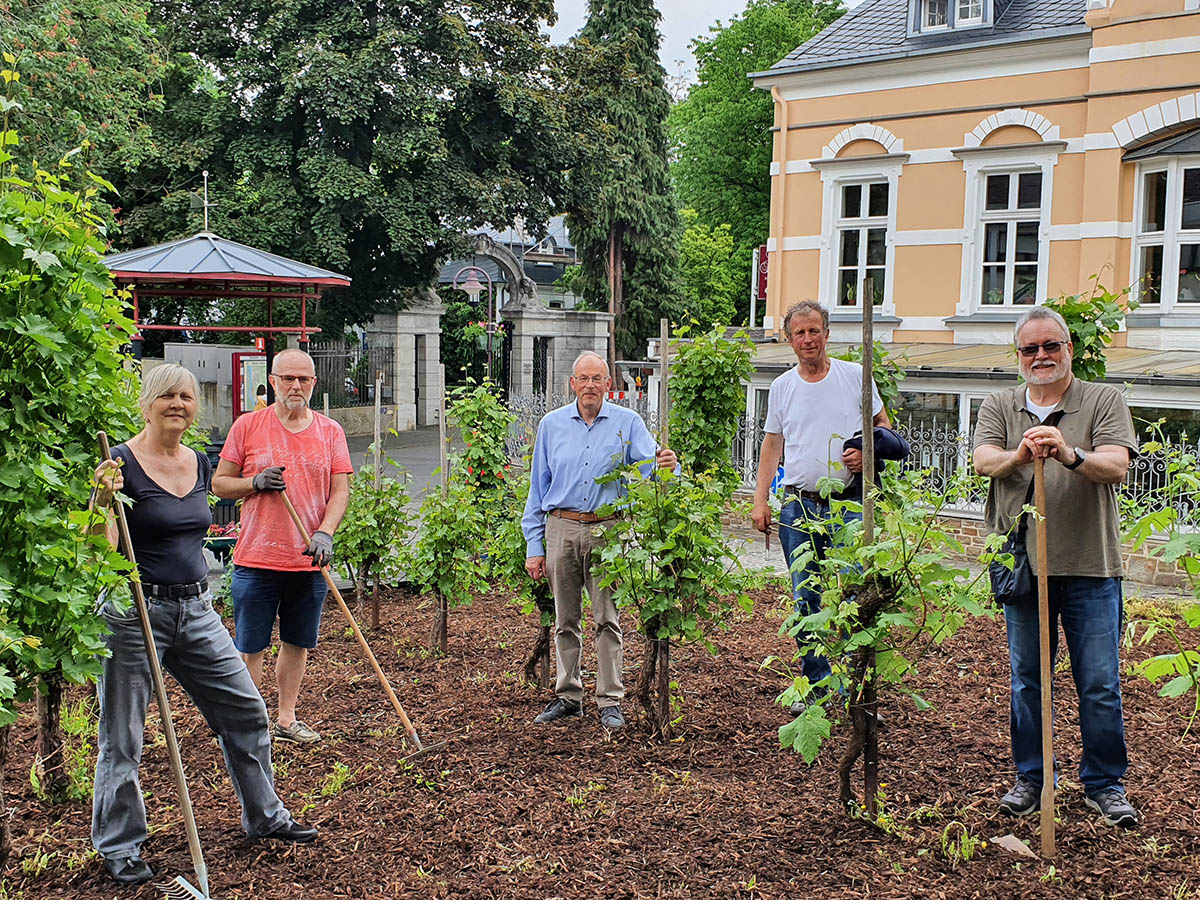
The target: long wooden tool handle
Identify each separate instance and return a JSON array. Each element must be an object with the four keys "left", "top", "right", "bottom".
[
  {"left": 1033, "top": 455, "right": 1055, "bottom": 858},
  {"left": 278, "top": 490, "right": 423, "bottom": 750},
  {"left": 97, "top": 433, "right": 210, "bottom": 897}
]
